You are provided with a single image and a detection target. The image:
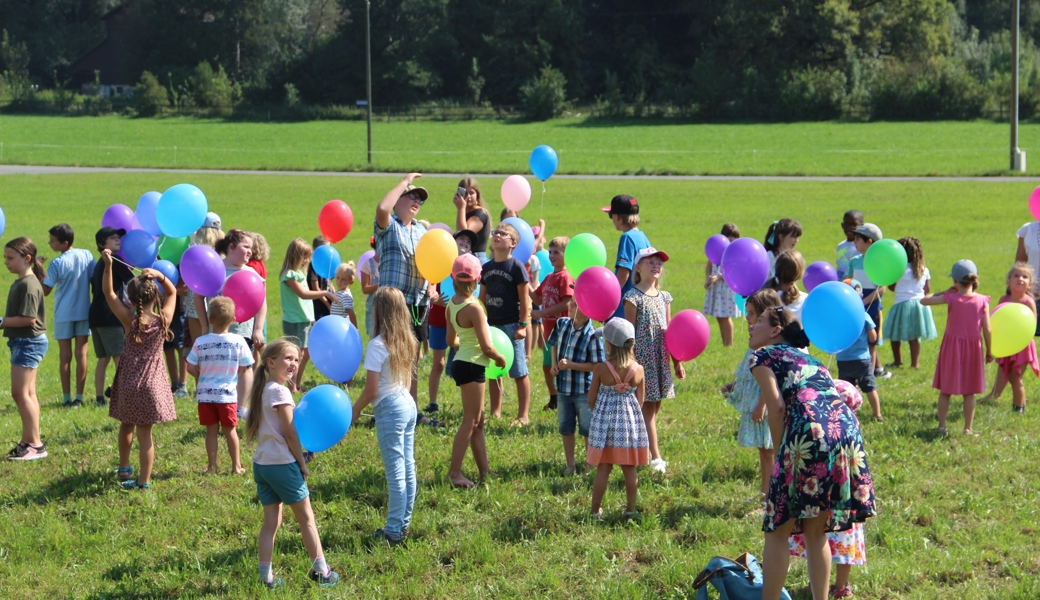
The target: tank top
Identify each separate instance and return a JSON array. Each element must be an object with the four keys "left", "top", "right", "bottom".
[{"left": 448, "top": 297, "right": 489, "bottom": 366}]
